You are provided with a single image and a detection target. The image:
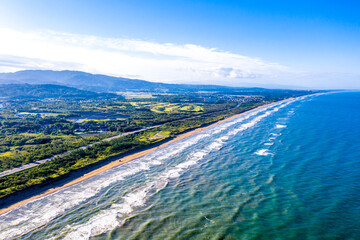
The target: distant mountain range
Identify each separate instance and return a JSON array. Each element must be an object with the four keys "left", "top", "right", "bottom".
[
  {"left": 0, "top": 84, "right": 121, "bottom": 100},
  {"left": 0, "top": 70, "right": 266, "bottom": 93}
]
